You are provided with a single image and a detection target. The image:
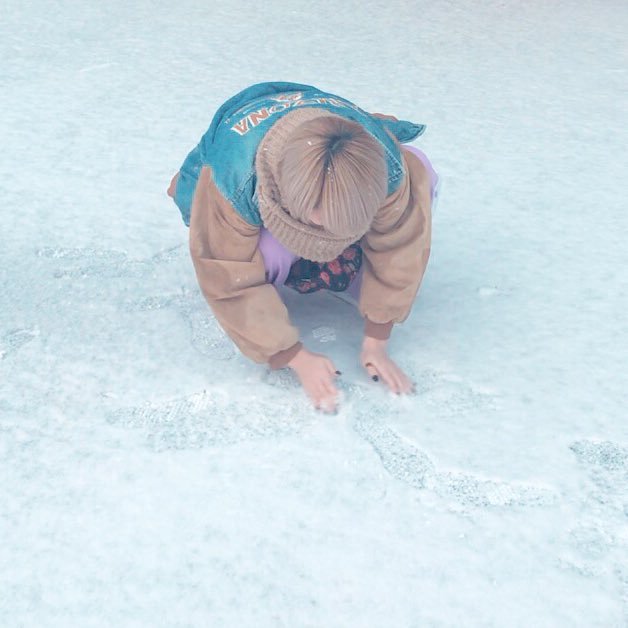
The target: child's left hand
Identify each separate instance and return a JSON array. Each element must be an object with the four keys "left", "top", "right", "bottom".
[
  {"left": 167, "top": 172, "right": 179, "bottom": 198},
  {"left": 361, "top": 337, "right": 414, "bottom": 394}
]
